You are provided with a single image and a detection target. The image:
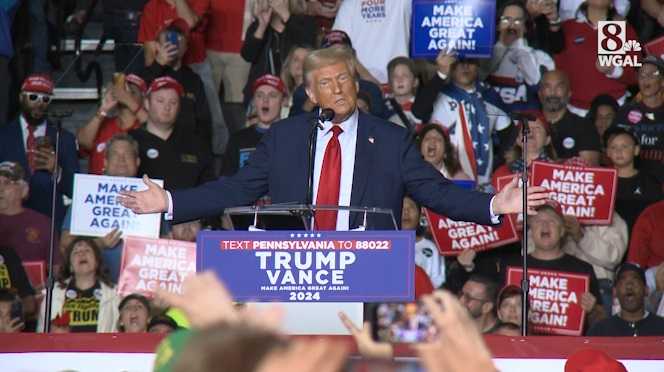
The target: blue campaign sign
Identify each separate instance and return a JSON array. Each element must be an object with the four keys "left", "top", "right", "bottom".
[
  {"left": 197, "top": 230, "right": 415, "bottom": 302},
  {"left": 411, "top": 0, "right": 496, "bottom": 59}
]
